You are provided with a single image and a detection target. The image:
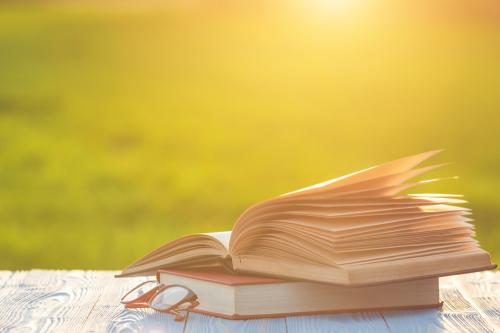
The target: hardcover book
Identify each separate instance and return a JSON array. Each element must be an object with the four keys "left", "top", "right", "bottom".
[
  {"left": 118, "top": 151, "right": 495, "bottom": 286},
  {"left": 156, "top": 269, "right": 440, "bottom": 319}
]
